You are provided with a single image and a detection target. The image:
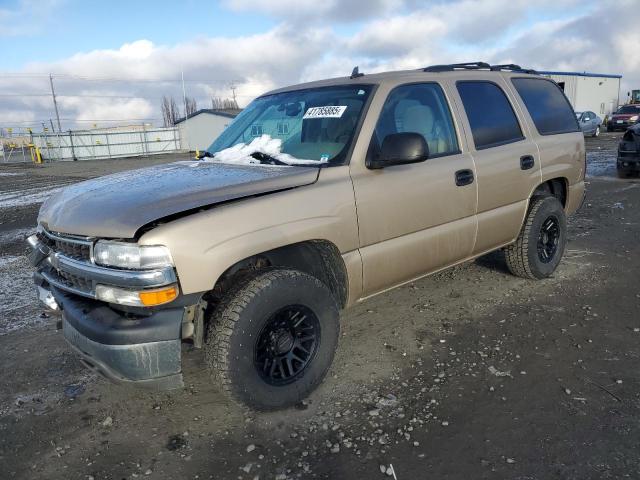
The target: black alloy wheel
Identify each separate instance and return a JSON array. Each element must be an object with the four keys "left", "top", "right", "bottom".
[
  {"left": 254, "top": 305, "right": 320, "bottom": 386},
  {"left": 537, "top": 216, "right": 560, "bottom": 263}
]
